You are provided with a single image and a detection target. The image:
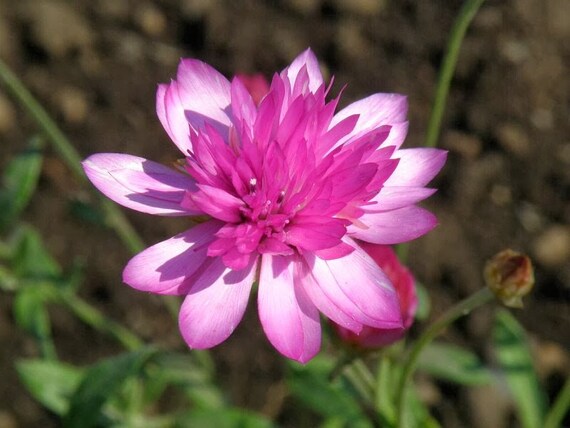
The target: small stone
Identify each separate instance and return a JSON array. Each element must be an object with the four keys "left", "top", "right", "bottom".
[
  {"left": 0, "top": 411, "right": 17, "bottom": 428},
  {"left": 134, "top": 4, "right": 167, "bottom": 37},
  {"left": 495, "top": 123, "right": 531, "bottom": 158},
  {"left": 472, "top": 6, "right": 503, "bottom": 30},
  {"left": 546, "top": 0, "right": 570, "bottom": 40},
  {"left": 499, "top": 38, "right": 530, "bottom": 64},
  {"left": 22, "top": 0, "right": 93, "bottom": 58},
  {"left": 530, "top": 108, "right": 554, "bottom": 130},
  {"left": 285, "top": 0, "right": 321, "bottom": 15},
  {"left": 533, "top": 225, "right": 570, "bottom": 267},
  {"left": 443, "top": 130, "right": 482, "bottom": 160},
  {"left": 116, "top": 33, "right": 145, "bottom": 63},
  {"left": 181, "top": 0, "right": 217, "bottom": 19},
  {"left": 97, "top": 0, "right": 130, "bottom": 20},
  {"left": 517, "top": 202, "right": 544, "bottom": 233},
  {"left": 336, "top": 20, "right": 372, "bottom": 62},
  {"left": 0, "top": 17, "right": 15, "bottom": 60},
  {"left": 534, "top": 340, "right": 569, "bottom": 378},
  {"left": 0, "top": 94, "right": 16, "bottom": 134},
  {"left": 490, "top": 184, "right": 512, "bottom": 207},
  {"left": 468, "top": 384, "right": 511, "bottom": 428},
  {"left": 333, "top": 0, "right": 386, "bottom": 15},
  {"left": 558, "top": 142, "right": 570, "bottom": 165},
  {"left": 56, "top": 87, "right": 89, "bottom": 124}
]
